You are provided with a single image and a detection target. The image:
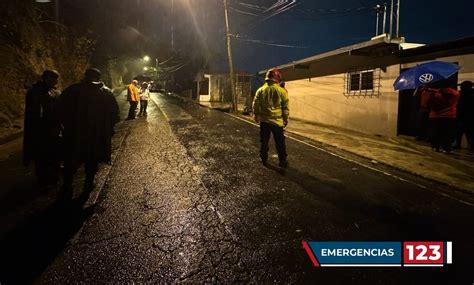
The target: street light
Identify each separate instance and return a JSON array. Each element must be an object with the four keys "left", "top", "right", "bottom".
[
  {"left": 143, "top": 55, "right": 150, "bottom": 62},
  {"left": 144, "top": 66, "right": 149, "bottom": 71}
]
